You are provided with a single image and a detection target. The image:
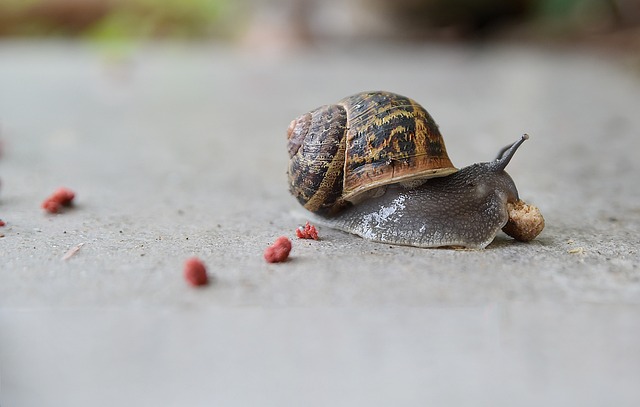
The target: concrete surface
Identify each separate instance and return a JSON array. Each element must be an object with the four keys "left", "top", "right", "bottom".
[{"left": 0, "top": 40, "right": 639, "bottom": 406}]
